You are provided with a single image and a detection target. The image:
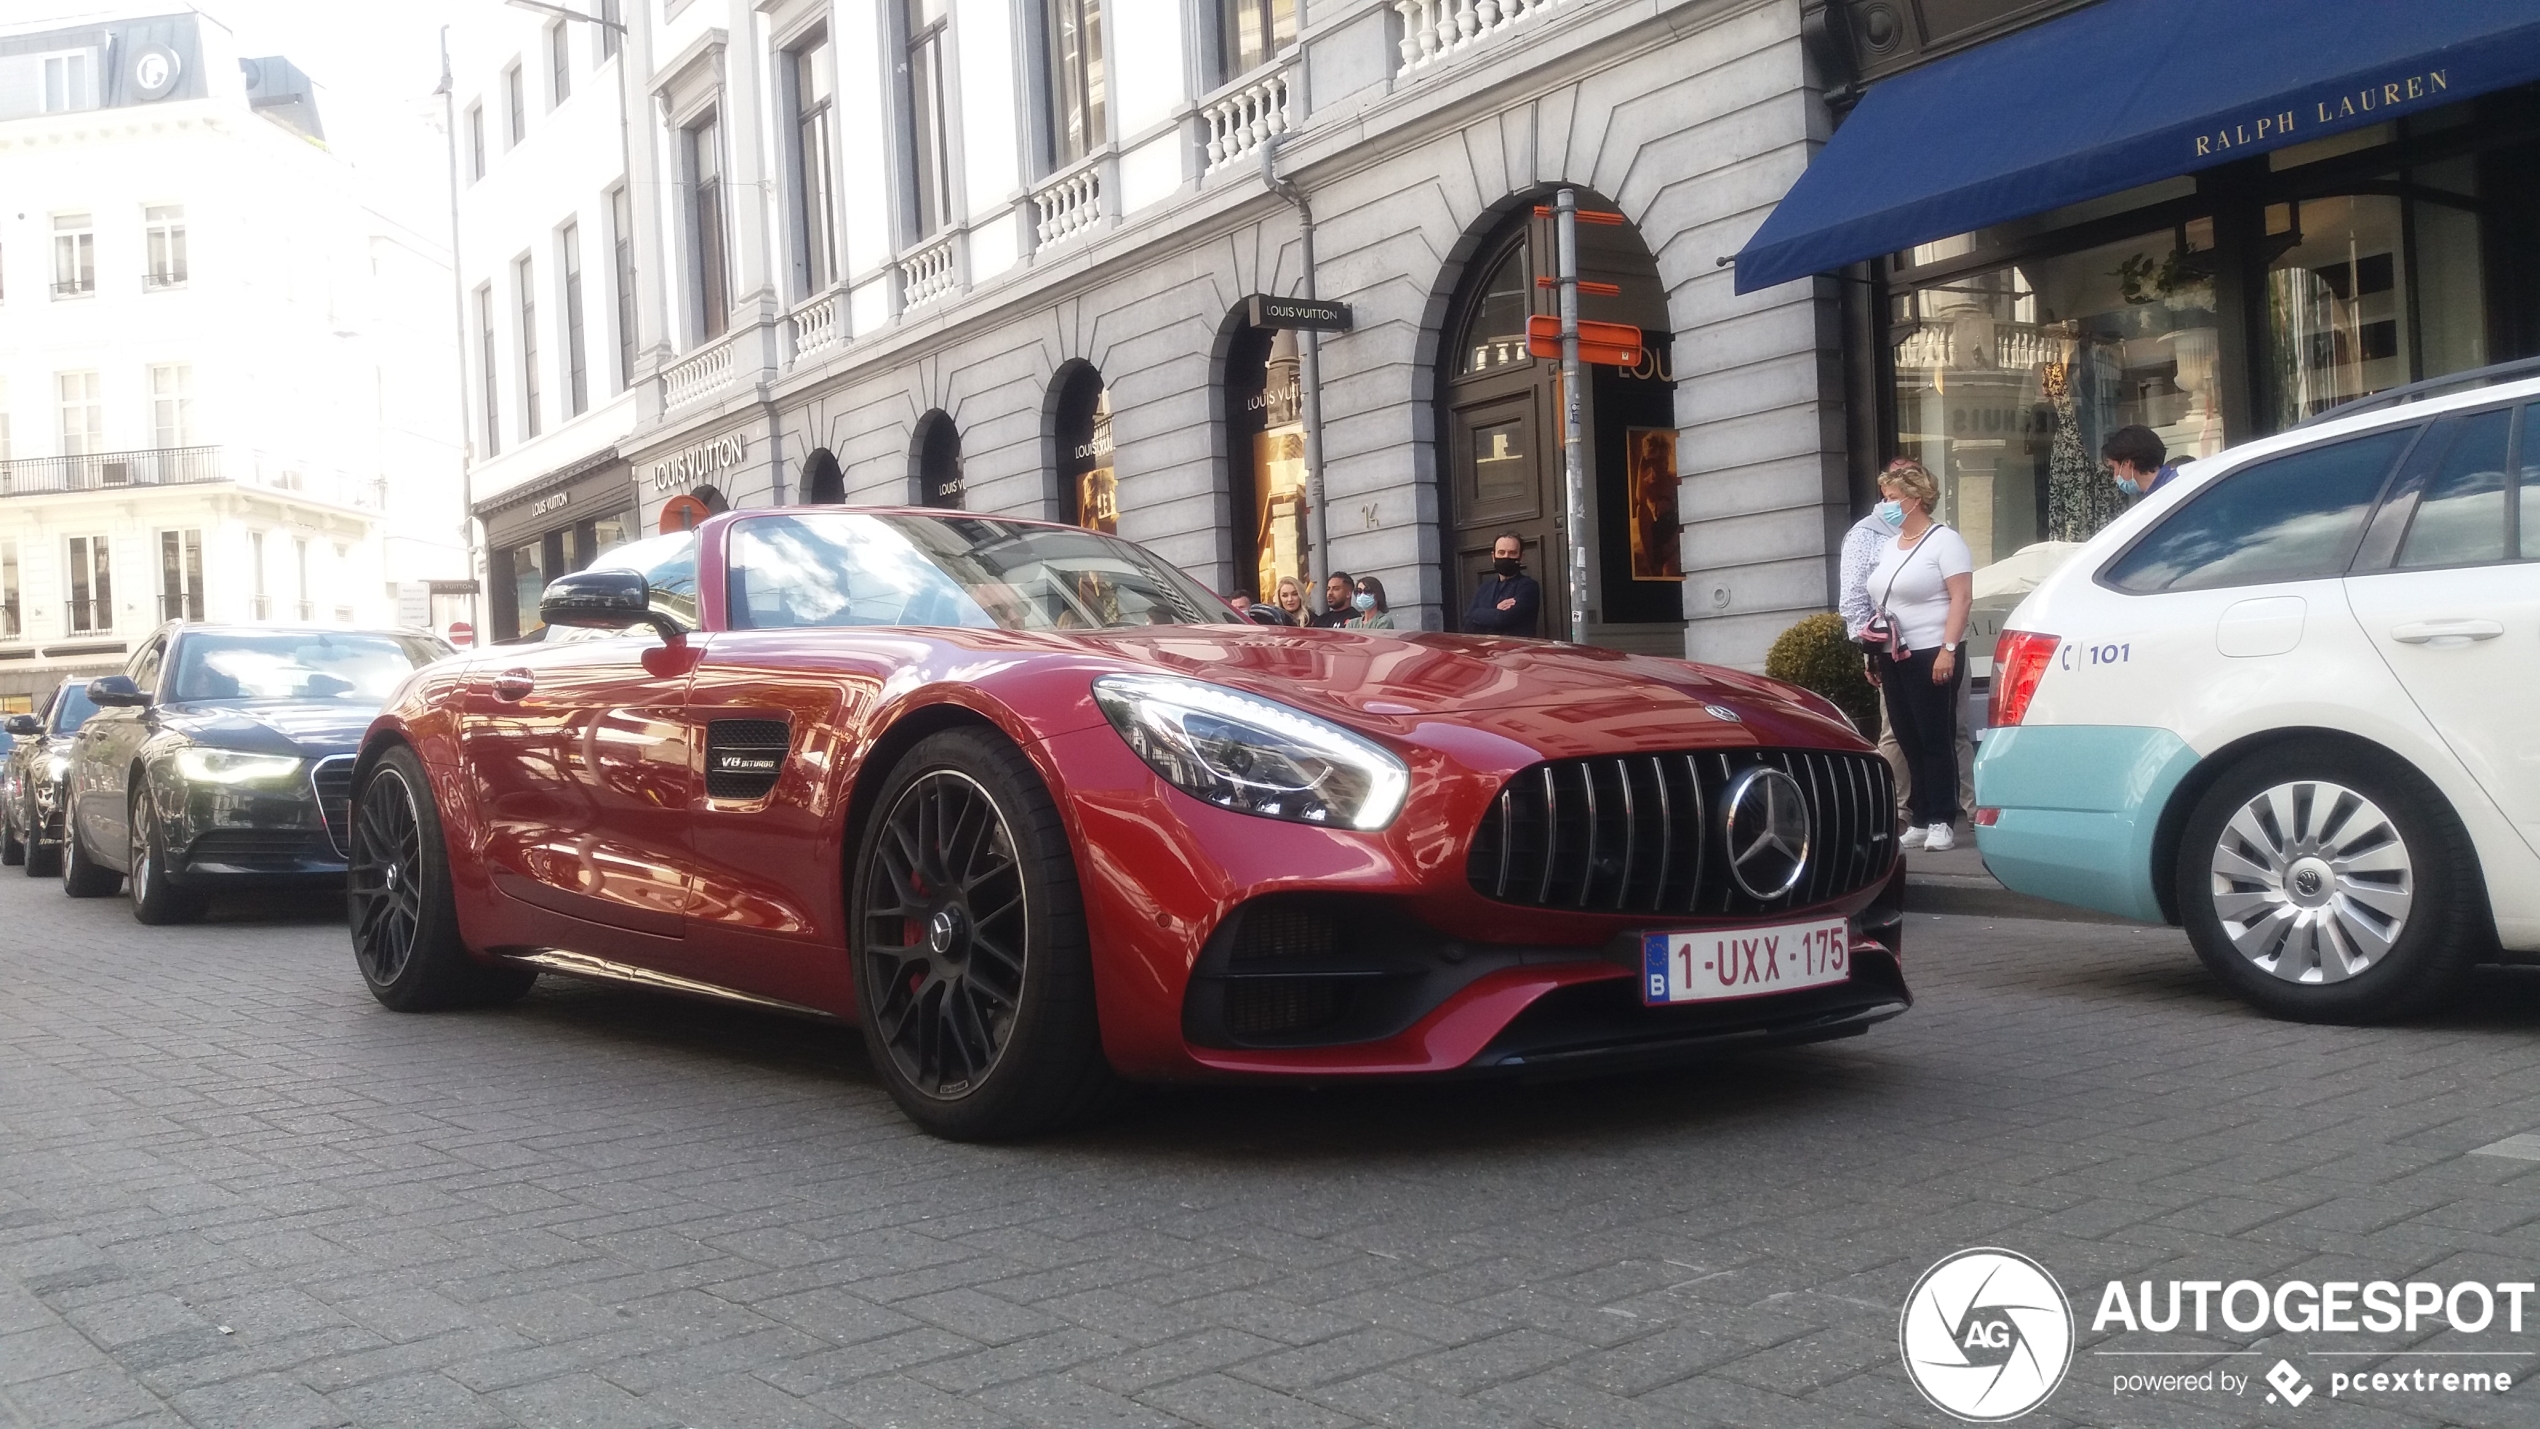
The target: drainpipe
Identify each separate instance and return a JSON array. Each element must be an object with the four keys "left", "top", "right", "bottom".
[
  {"left": 1260, "top": 138, "right": 1329, "bottom": 597},
  {"left": 435, "top": 28, "right": 479, "bottom": 639}
]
